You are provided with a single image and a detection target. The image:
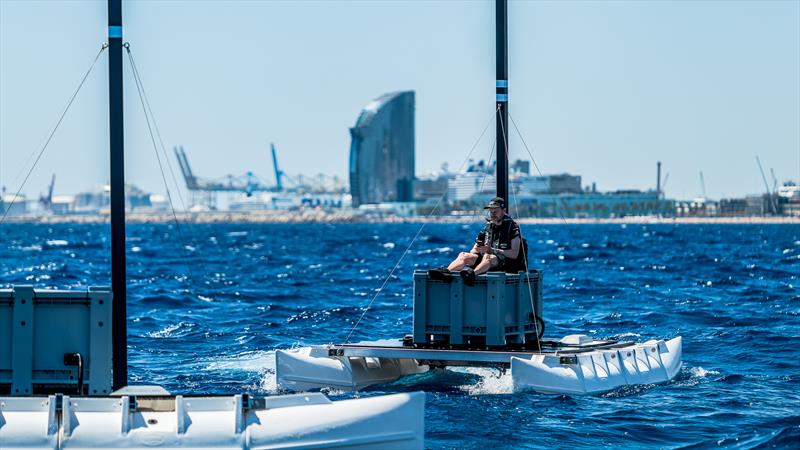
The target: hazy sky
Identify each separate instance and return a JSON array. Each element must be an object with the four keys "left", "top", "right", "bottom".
[{"left": 1, "top": 0, "right": 798, "bottom": 202}]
